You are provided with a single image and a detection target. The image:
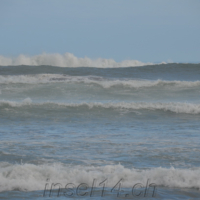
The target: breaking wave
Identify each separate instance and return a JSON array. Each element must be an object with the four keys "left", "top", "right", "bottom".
[
  {"left": 1, "top": 99, "right": 200, "bottom": 114},
  {"left": 1, "top": 74, "right": 200, "bottom": 89},
  {"left": 0, "top": 162, "right": 200, "bottom": 192},
  {"left": 0, "top": 53, "right": 155, "bottom": 68}
]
